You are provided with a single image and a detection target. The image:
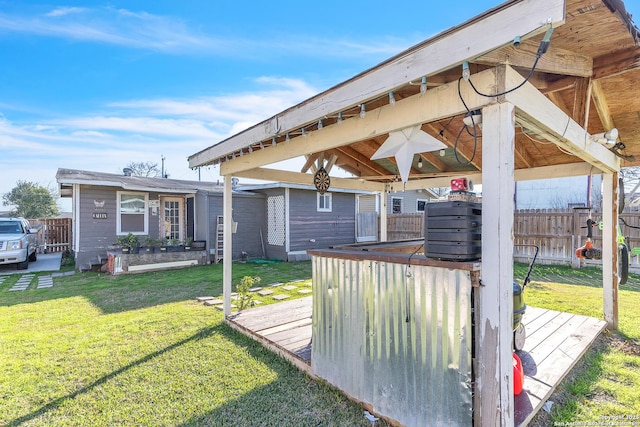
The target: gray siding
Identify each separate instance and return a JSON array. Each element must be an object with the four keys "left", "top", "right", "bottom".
[
  {"left": 289, "top": 189, "right": 356, "bottom": 252},
  {"left": 77, "top": 185, "right": 118, "bottom": 267},
  {"left": 206, "top": 192, "right": 266, "bottom": 260}
]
